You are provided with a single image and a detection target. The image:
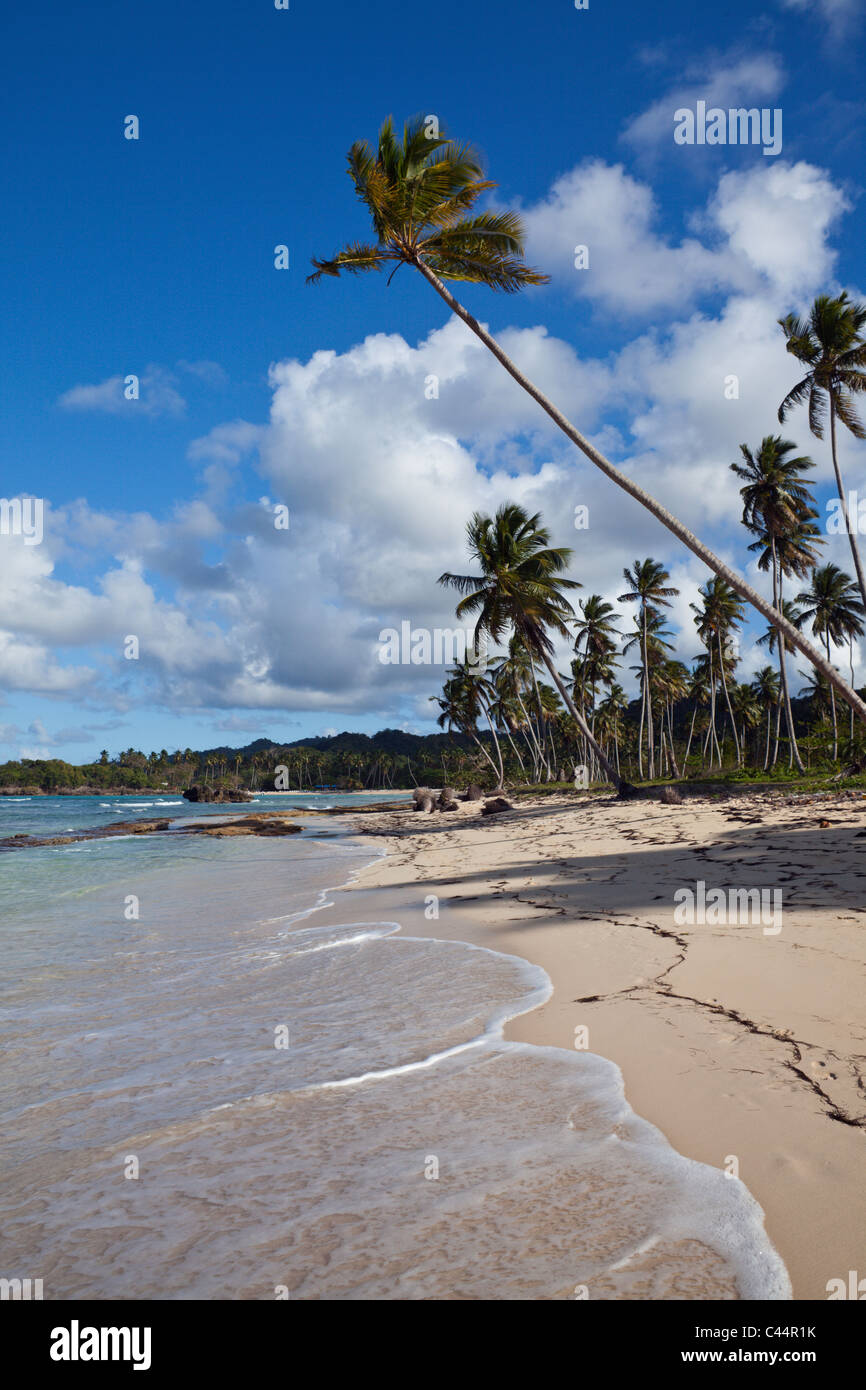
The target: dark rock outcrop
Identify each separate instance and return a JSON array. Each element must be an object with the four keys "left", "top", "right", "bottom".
[
  {"left": 182, "top": 786, "right": 253, "bottom": 803},
  {"left": 481, "top": 796, "right": 514, "bottom": 815}
]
